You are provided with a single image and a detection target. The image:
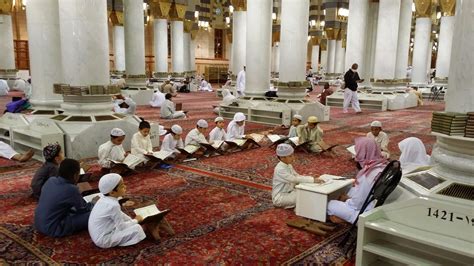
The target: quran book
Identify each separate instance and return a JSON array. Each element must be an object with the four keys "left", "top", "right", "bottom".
[
  {"left": 133, "top": 204, "right": 171, "bottom": 224},
  {"left": 318, "top": 140, "right": 337, "bottom": 151},
  {"left": 182, "top": 144, "right": 200, "bottom": 154},
  {"left": 210, "top": 140, "right": 224, "bottom": 149},
  {"left": 289, "top": 137, "right": 303, "bottom": 146},
  {"left": 83, "top": 193, "right": 101, "bottom": 203},
  {"left": 147, "top": 150, "right": 174, "bottom": 160},
  {"left": 267, "top": 134, "right": 282, "bottom": 143},
  {"left": 226, "top": 138, "right": 247, "bottom": 146},
  {"left": 346, "top": 145, "right": 356, "bottom": 156},
  {"left": 111, "top": 154, "right": 142, "bottom": 169},
  {"left": 248, "top": 133, "right": 265, "bottom": 143}
]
